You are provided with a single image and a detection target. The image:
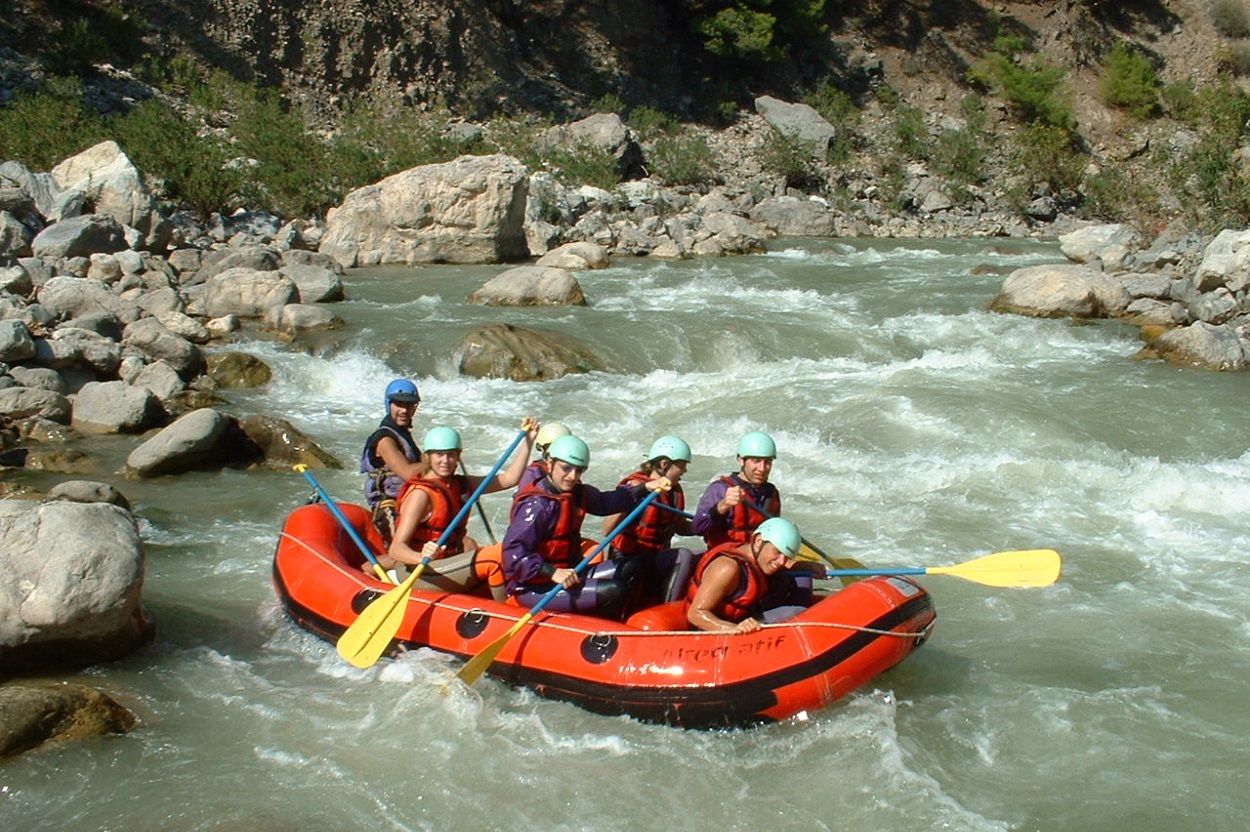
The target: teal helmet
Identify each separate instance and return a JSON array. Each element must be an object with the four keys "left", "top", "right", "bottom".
[
  {"left": 422, "top": 426, "right": 462, "bottom": 452},
  {"left": 755, "top": 517, "right": 801, "bottom": 558},
  {"left": 648, "top": 435, "right": 691, "bottom": 463},
  {"left": 548, "top": 434, "right": 590, "bottom": 468},
  {"left": 384, "top": 378, "right": 420, "bottom": 410},
  {"left": 737, "top": 430, "right": 777, "bottom": 459}
]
